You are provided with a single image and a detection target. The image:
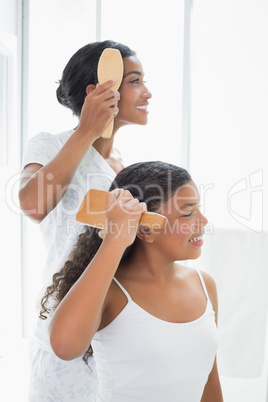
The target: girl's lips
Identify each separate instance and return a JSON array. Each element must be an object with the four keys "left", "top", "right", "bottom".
[
  {"left": 189, "top": 236, "right": 204, "bottom": 247},
  {"left": 191, "top": 239, "right": 204, "bottom": 247}
]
